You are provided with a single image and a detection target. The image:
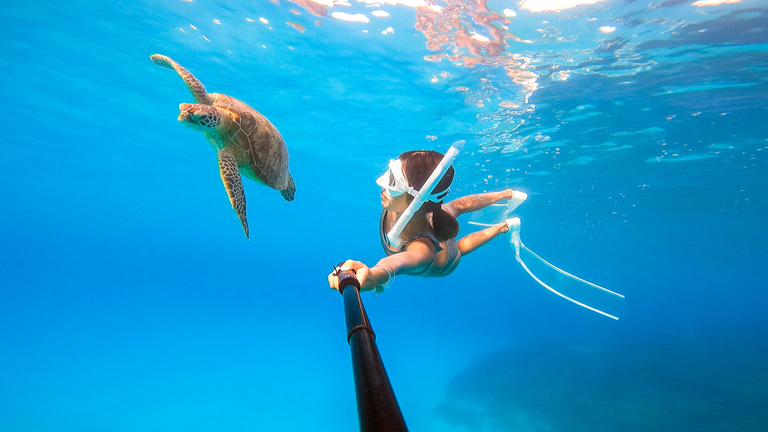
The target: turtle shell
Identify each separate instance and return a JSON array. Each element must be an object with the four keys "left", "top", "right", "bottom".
[{"left": 208, "top": 93, "right": 292, "bottom": 191}]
